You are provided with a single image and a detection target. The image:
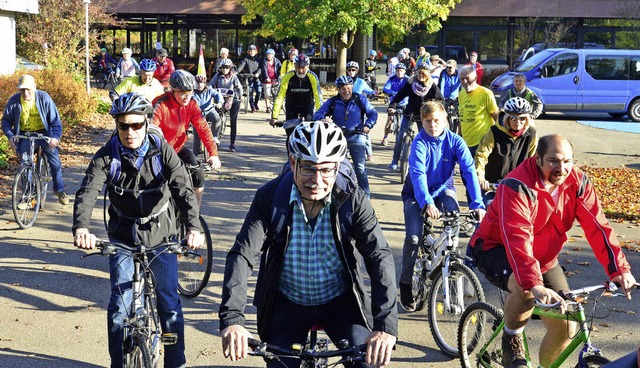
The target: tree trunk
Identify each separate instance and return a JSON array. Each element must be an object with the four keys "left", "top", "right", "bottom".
[{"left": 335, "top": 30, "right": 355, "bottom": 80}]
